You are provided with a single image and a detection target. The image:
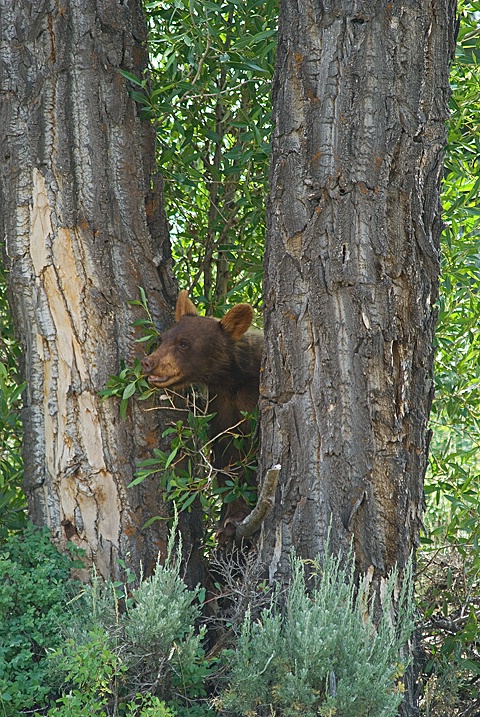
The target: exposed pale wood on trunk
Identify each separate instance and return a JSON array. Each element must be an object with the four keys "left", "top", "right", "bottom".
[{"left": 0, "top": 0, "right": 177, "bottom": 579}]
